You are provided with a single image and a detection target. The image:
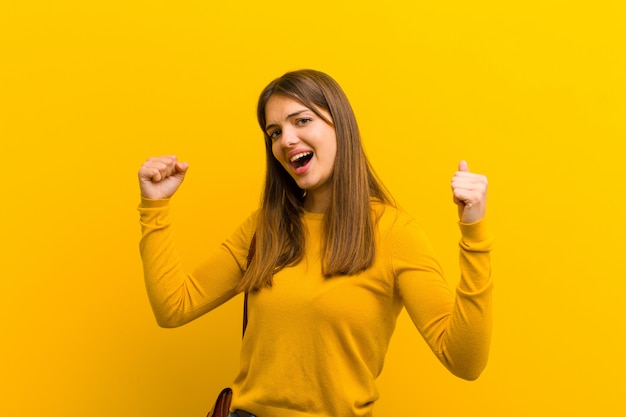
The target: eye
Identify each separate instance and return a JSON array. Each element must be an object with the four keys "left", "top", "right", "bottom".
[
  {"left": 296, "top": 117, "right": 313, "bottom": 126},
  {"left": 268, "top": 129, "right": 281, "bottom": 141}
]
